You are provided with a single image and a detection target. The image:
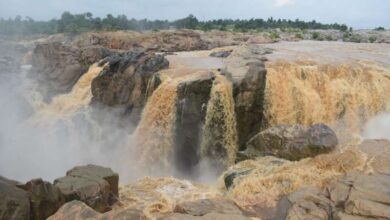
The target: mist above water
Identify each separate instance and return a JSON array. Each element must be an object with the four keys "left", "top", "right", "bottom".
[
  {"left": 362, "top": 112, "right": 390, "bottom": 139},
  {"left": 0, "top": 66, "right": 137, "bottom": 183}
]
